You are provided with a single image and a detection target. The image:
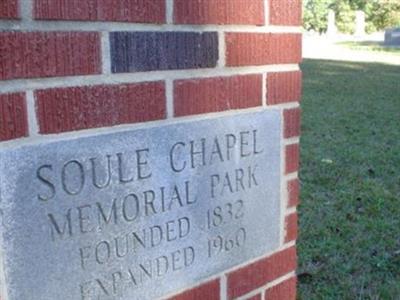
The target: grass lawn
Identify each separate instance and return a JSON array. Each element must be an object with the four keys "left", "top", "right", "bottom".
[
  {"left": 298, "top": 59, "right": 400, "bottom": 299},
  {"left": 337, "top": 41, "right": 400, "bottom": 56}
]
